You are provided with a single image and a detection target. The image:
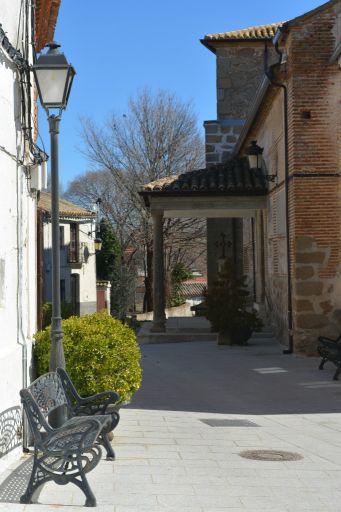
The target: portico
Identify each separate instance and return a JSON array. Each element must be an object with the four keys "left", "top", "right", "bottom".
[{"left": 140, "top": 160, "right": 267, "bottom": 332}]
